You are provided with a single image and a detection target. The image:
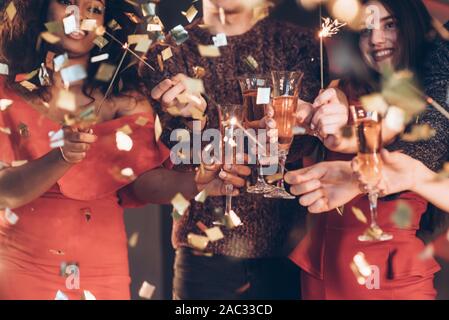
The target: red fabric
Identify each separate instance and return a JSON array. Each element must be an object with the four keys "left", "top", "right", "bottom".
[
  {"left": 0, "top": 78, "right": 170, "bottom": 299},
  {"left": 290, "top": 151, "right": 441, "bottom": 299}
]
